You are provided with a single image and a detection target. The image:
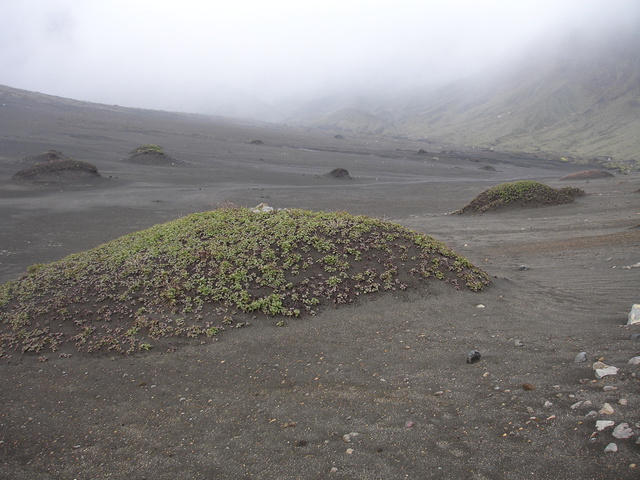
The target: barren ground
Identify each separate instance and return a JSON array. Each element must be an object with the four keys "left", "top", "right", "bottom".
[{"left": 0, "top": 97, "right": 639, "bottom": 479}]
